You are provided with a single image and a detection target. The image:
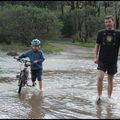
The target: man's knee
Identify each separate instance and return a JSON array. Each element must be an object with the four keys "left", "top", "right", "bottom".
[
  {"left": 108, "top": 75, "right": 114, "bottom": 83},
  {"left": 98, "top": 76, "right": 103, "bottom": 81},
  {"left": 97, "top": 70, "right": 105, "bottom": 81}
]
